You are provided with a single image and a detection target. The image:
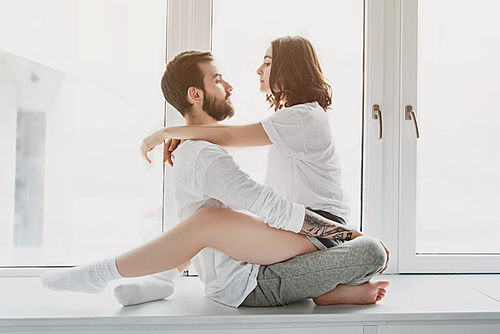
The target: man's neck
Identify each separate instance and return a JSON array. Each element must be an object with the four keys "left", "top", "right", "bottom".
[{"left": 185, "top": 107, "right": 218, "bottom": 126}]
